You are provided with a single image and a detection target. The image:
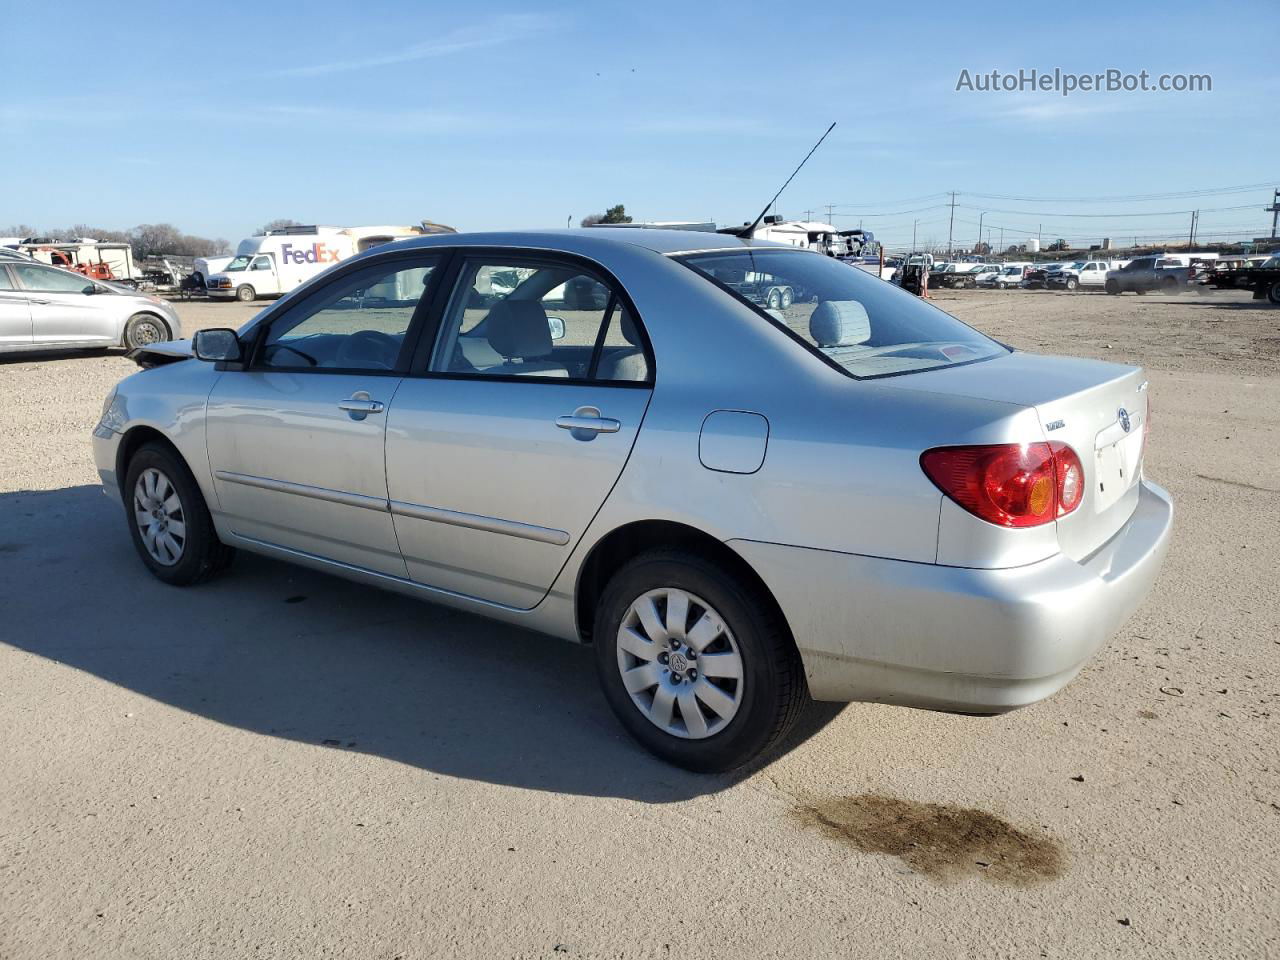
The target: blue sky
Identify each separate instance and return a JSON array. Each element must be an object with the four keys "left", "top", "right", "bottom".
[{"left": 3, "top": 0, "right": 1276, "bottom": 249}]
